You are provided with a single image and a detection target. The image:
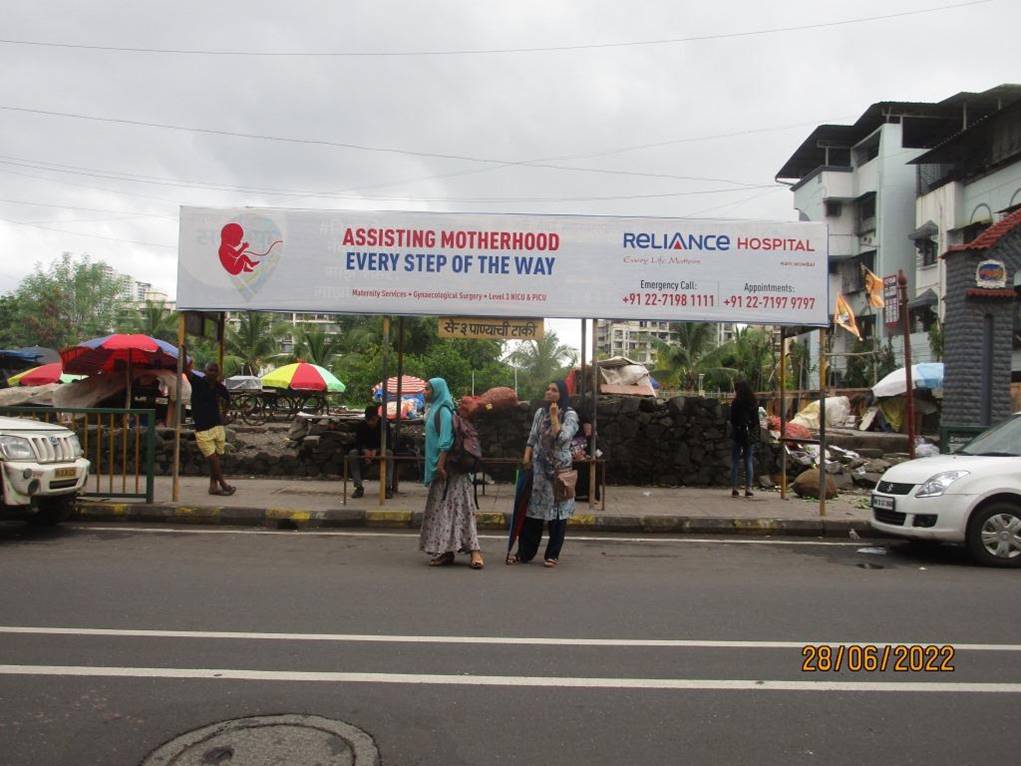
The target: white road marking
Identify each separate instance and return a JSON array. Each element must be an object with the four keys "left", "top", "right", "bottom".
[
  {"left": 68, "top": 525, "right": 865, "bottom": 547},
  {"left": 0, "top": 664, "right": 1018, "bottom": 692},
  {"left": 1, "top": 625, "right": 1017, "bottom": 651}
]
